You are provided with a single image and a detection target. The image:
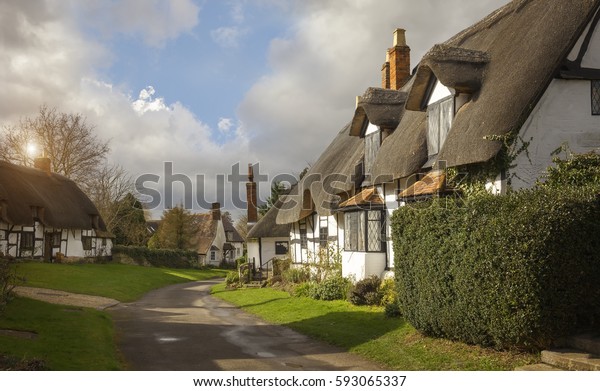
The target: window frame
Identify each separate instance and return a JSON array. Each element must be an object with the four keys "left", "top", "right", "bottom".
[
  {"left": 82, "top": 236, "right": 93, "bottom": 251},
  {"left": 275, "top": 241, "right": 289, "bottom": 255},
  {"left": 343, "top": 209, "right": 385, "bottom": 253},
  {"left": 20, "top": 231, "right": 35, "bottom": 250},
  {"left": 427, "top": 95, "right": 454, "bottom": 157},
  {"left": 299, "top": 221, "right": 307, "bottom": 249}
]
